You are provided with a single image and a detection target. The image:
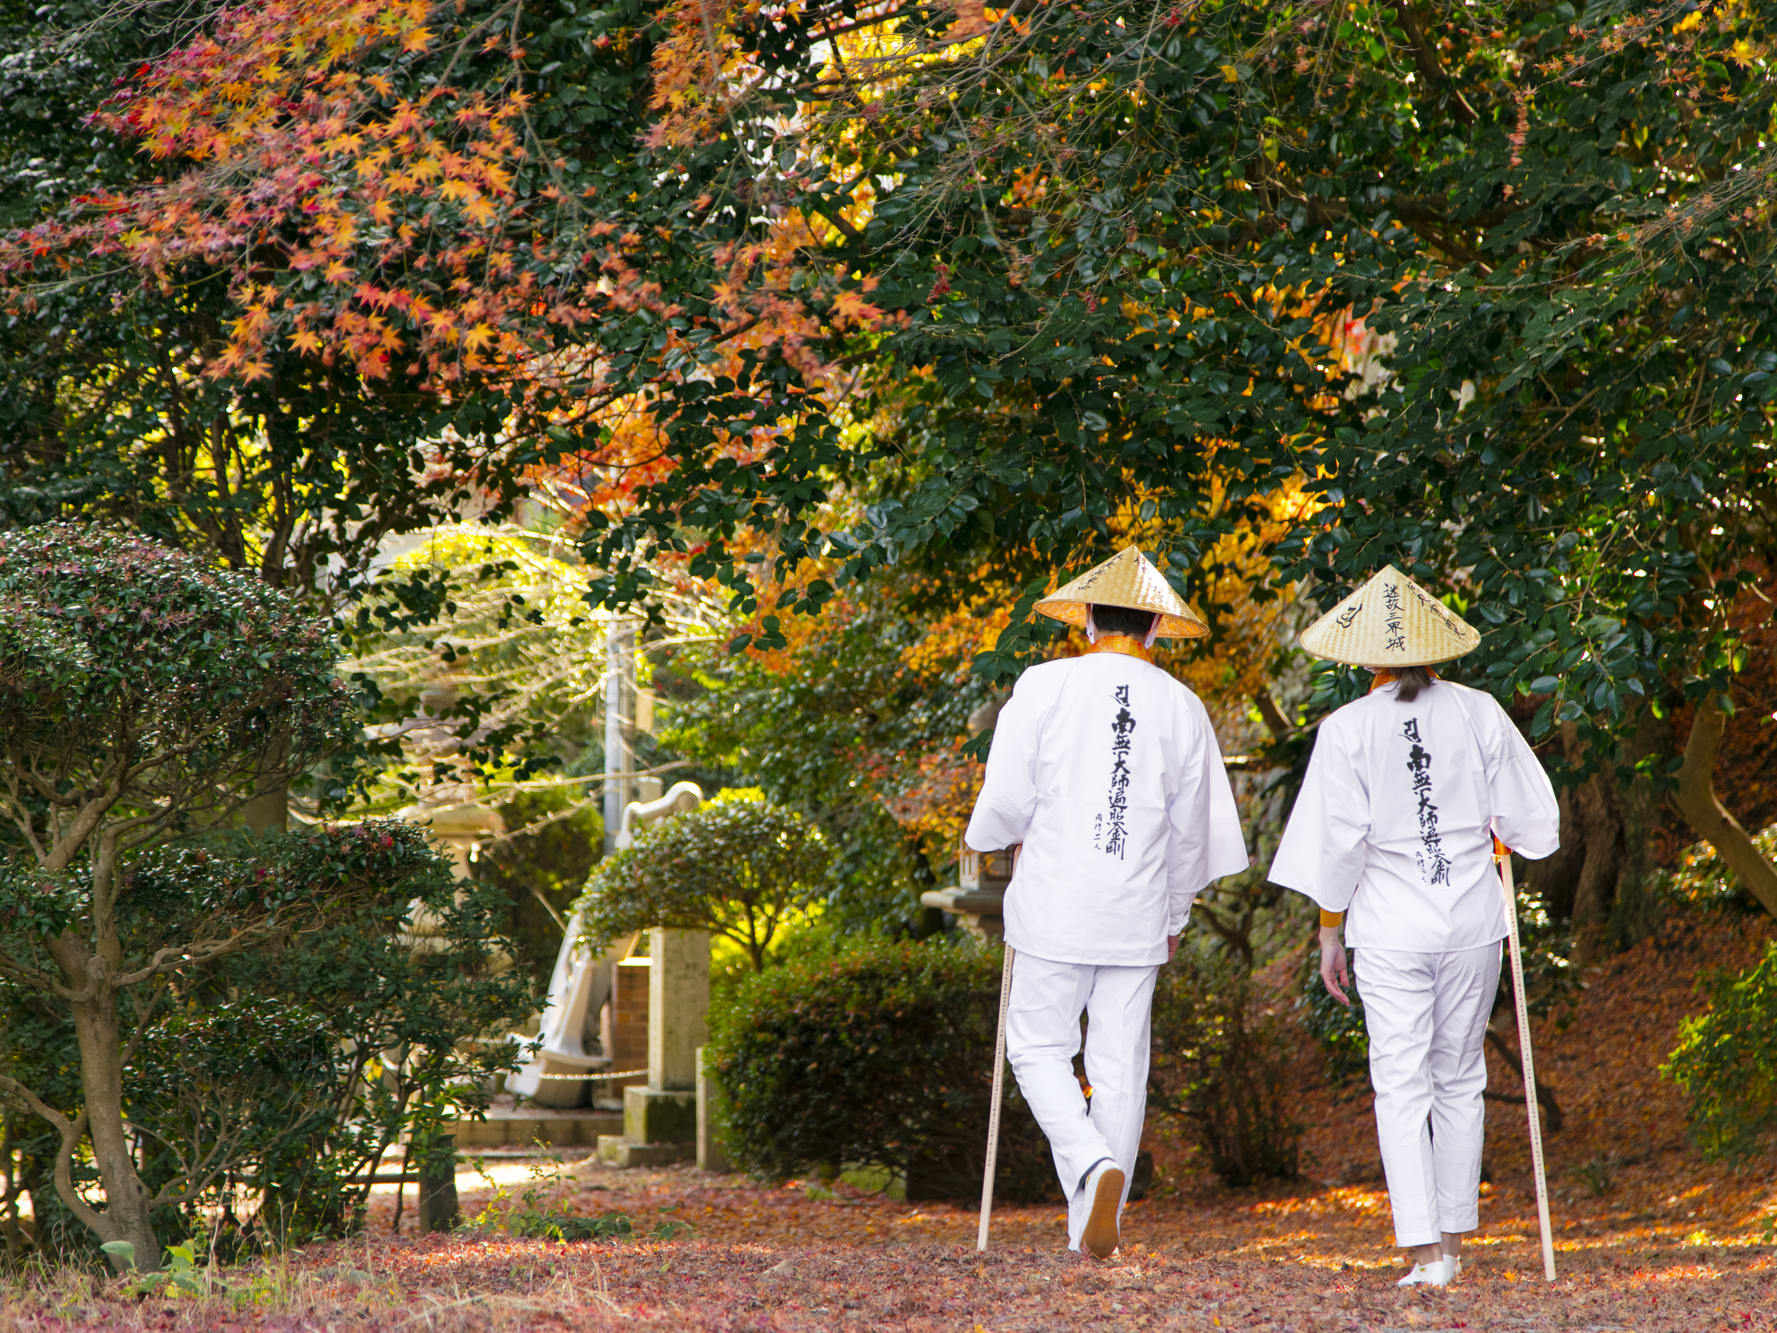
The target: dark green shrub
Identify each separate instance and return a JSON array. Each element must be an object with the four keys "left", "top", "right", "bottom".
[
  {"left": 0, "top": 823, "right": 537, "bottom": 1262},
  {"left": 0, "top": 524, "right": 353, "bottom": 1266},
  {"left": 706, "top": 936, "right": 1057, "bottom": 1203},
  {"left": 1663, "top": 940, "right": 1777, "bottom": 1162},
  {"left": 0, "top": 526, "right": 538, "bottom": 1266},
  {"left": 1150, "top": 944, "right": 1302, "bottom": 1187}
]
